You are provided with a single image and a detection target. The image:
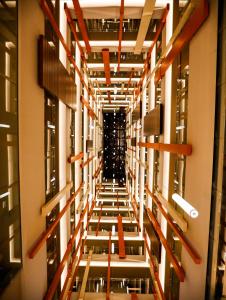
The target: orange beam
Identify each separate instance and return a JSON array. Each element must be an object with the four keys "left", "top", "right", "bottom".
[
  {"left": 68, "top": 151, "right": 84, "bottom": 163},
  {"left": 80, "top": 155, "right": 95, "bottom": 169},
  {"left": 117, "top": 0, "right": 124, "bottom": 72},
  {"left": 59, "top": 230, "right": 84, "bottom": 300},
  {"left": 95, "top": 204, "right": 103, "bottom": 236},
  {"left": 102, "top": 49, "right": 111, "bottom": 85},
  {"left": 39, "top": 0, "right": 93, "bottom": 100},
  {"left": 64, "top": 3, "right": 85, "bottom": 62},
  {"left": 93, "top": 159, "right": 103, "bottom": 179},
  {"left": 127, "top": 147, "right": 136, "bottom": 153},
  {"left": 80, "top": 95, "right": 98, "bottom": 120},
  {"left": 155, "top": 0, "right": 209, "bottom": 83},
  {"left": 28, "top": 181, "right": 84, "bottom": 259},
  {"left": 131, "top": 200, "right": 140, "bottom": 230},
  {"left": 138, "top": 142, "right": 192, "bottom": 156},
  {"left": 131, "top": 294, "right": 138, "bottom": 300},
  {"left": 126, "top": 68, "right": 134, "bottom": 94},
  {"left": 72, "top": 0, "right": 91, "bottom": 53},
  {"left": 144, "top": 4, "right": 169, "bottom": 68},
  {"left": 44, "top": 200, "right": 90, "bottom": 300},
  {"left": 143, "top": 234, "right": 166, "bottom": 300},
  {"left": 67, "top": 236, "right": 87, "bottom": 299},
  {"left": 128, "top": 167, "right": 136, "bottom": 180},
  {"left": 61, "top": 197, "right": 96, "bottom": 300},
  {"left": 146, "top": 208, "right": 185, "bottom": 282},
  {"left": 146, "top": 186, "right": 201, "bottom": 264},
  {"left": 117, "top": 215, "right": 126, "bottom": 258},
  {"left": 106, "top": 231, "right": 112, "bottom": 300}
]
